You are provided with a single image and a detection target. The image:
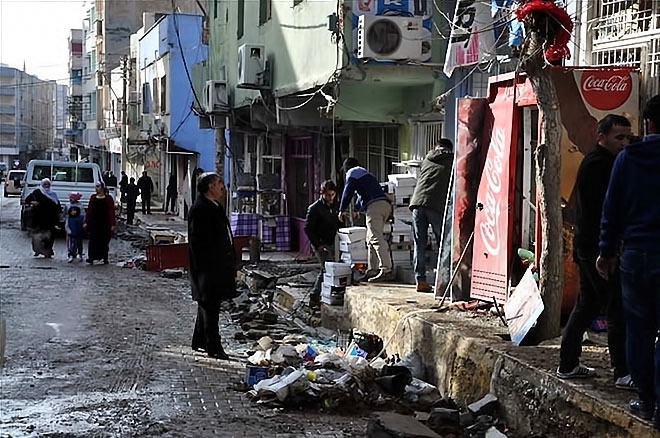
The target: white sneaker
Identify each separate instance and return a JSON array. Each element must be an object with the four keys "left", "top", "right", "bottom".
[{"left": 67, "top": 256, "right": 74, "bottom": 263}]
